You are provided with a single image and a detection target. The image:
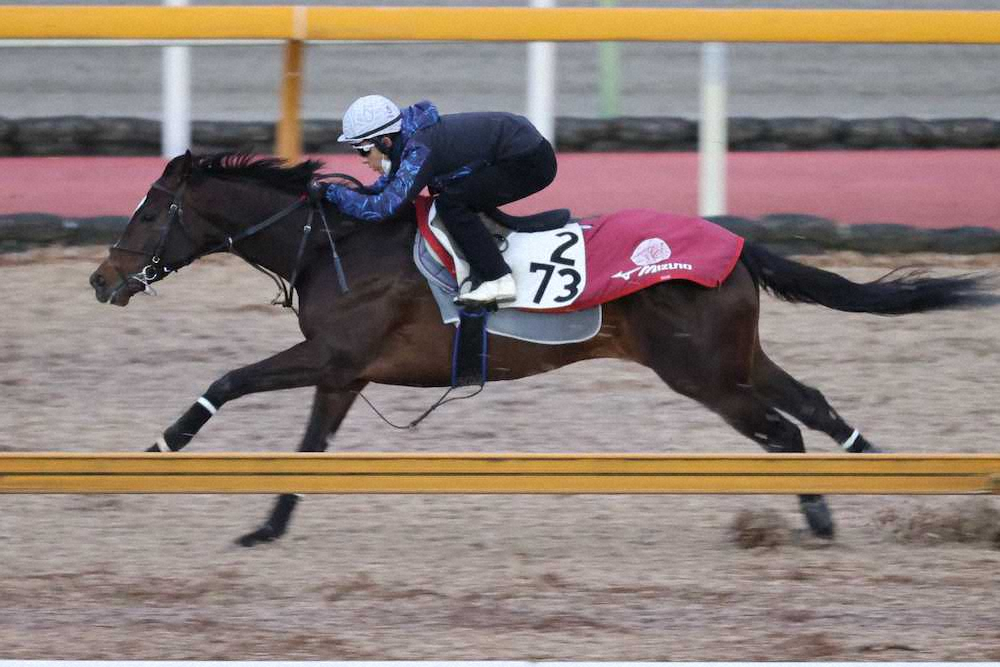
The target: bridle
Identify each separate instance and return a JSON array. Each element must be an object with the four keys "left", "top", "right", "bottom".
[
  {"left": 112, "top": 177, "right": 349, "bottom": 306},
  {"left": 111, "top": 181, "right": 199, "bottom": 295}
]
